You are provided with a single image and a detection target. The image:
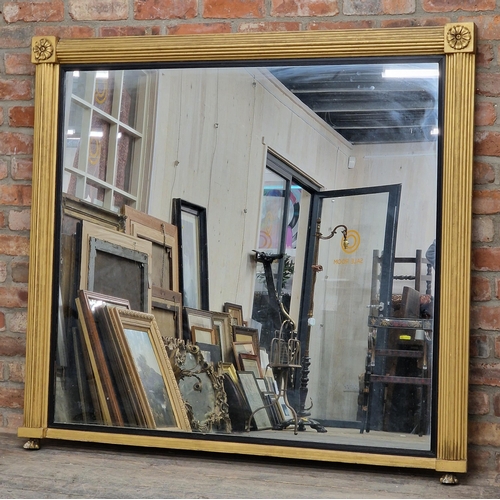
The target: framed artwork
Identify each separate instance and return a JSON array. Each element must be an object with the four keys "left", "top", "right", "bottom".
[
  {"left": 172, "top": 198, "right": 209, "bottom": 311},
  {"left": 106, "top": 307, "right": 191, "bottom": 431},
  {"left": 122, "top": 205, "right": 179, "bottom": 293},
  {"left": 163, "top": 338, "right": 231, "bottom": 433},
  {"left": 238, "top": 371, "right": 272, "bottom": 431},
  {"left": 278, "top": 396, "right": 292, "bottom": 421},
  {"left": 191, "top": 325, "right": 216, "bottom": 345},
  {"left": 264, "top": 394, "right": 279, "bottom": 428},
  {"left": 255, "top": 378, "right": 268, "bottom": 394},
  {"left": 184, "top": 307, "right": 213, "bottom": 343},
  {"left": 223, "top": 303, "right": 243, "bottom": 326},
  {"left": 212, "top": 311, "right": 234, "bottom": 364},
  {"left": 197, "top": 342, "right": 222, "bottom": 365},
  {"left": 240, "top": 353, "right": 262, "bottom": 379},
  {"left": 79, "top": 220, "right": 152, "bottom": 312},
  {"left": 74, "top": 290, "right": 131, "bottom": 427},
  {"left": 232, "top": 341, "right": 255, "bottom": 371},
  {"left": 265, "top": 375, "right": 279, "bottom": 395},
  {"left": 232, "top": 326, "right": 259, "bottom": 359},
  {"left": 96, "top": 305, "right": 151, "bottom": 428}
]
